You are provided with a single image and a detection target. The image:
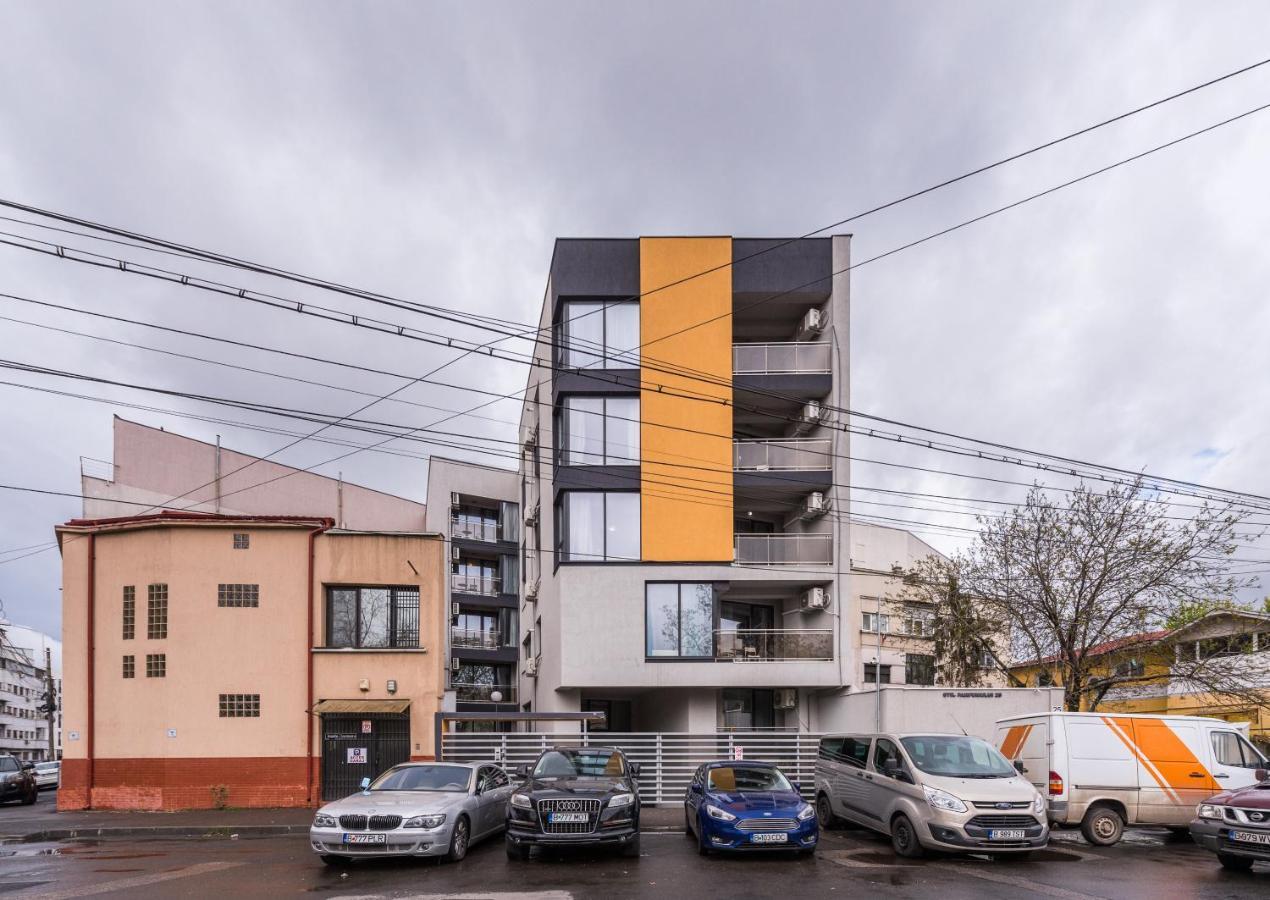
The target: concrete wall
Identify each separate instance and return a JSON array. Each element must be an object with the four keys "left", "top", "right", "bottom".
[
  {"left": 82, "top": 418, "right": 425, "bottom": 531},
  {"left": 819, "top": 686, "right": 1066, "bottom": 740}
]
